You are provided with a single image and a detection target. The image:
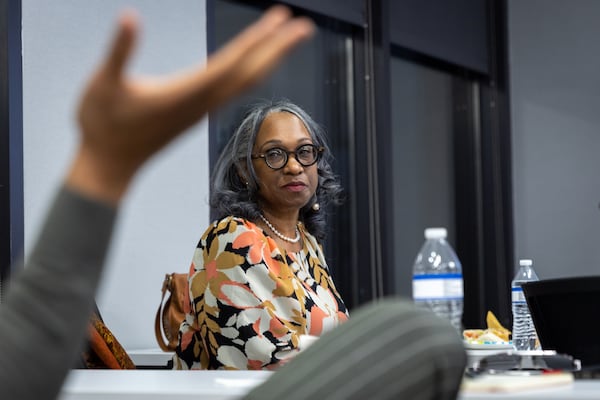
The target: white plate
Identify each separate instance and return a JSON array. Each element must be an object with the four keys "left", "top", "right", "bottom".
[{"left": 463, "top": 341, "right": 514, "bottom": 350}]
